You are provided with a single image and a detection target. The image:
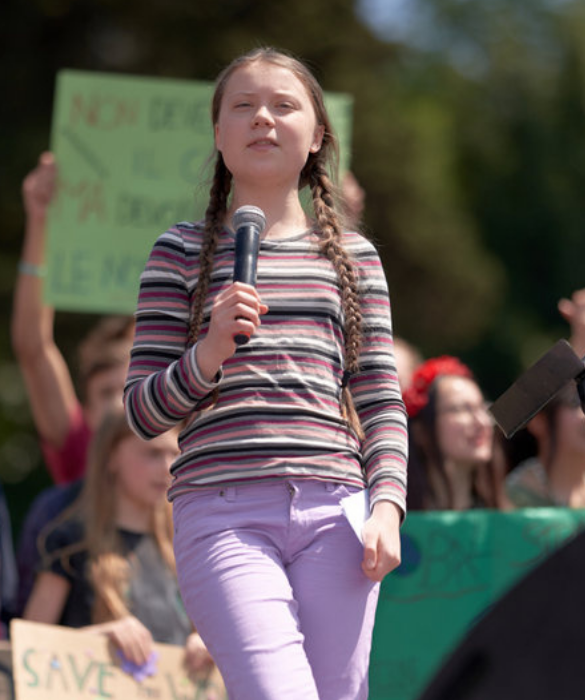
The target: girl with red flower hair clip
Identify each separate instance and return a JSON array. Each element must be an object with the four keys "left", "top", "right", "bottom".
[{"left": 403, "top": 356, "right": 511, "bottom": 511}]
